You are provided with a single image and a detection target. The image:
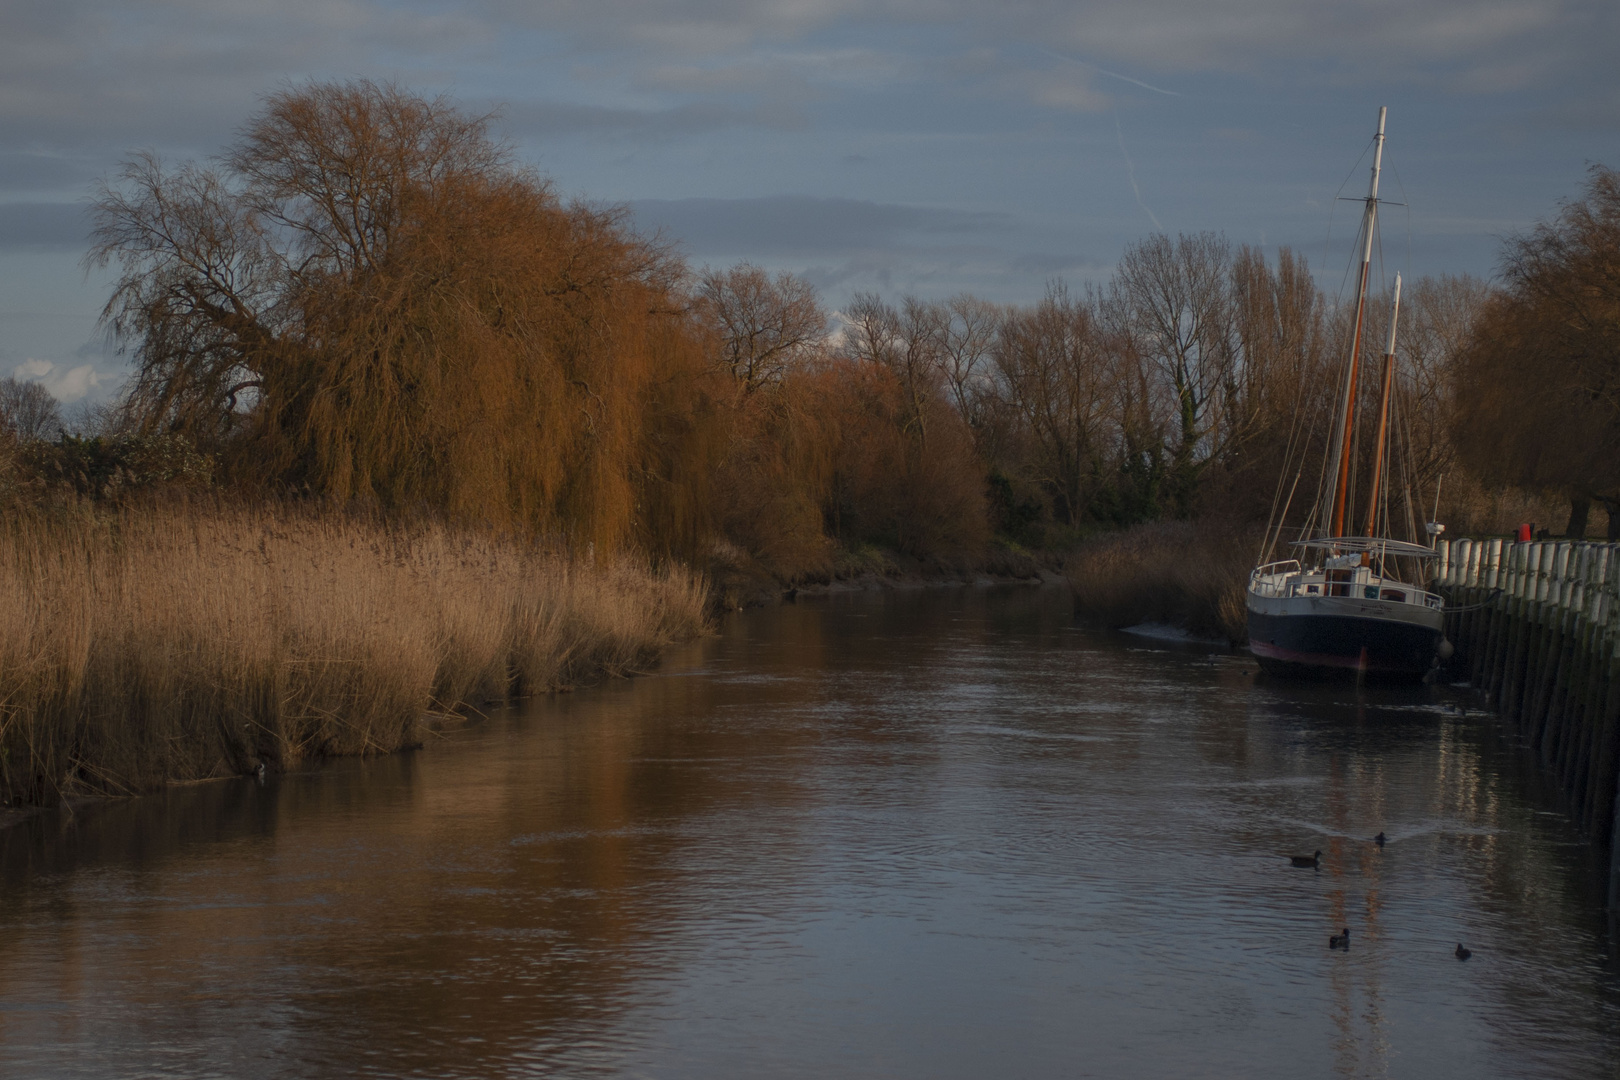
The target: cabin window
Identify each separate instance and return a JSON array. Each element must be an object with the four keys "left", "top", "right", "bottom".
[
  {"left": 1381, "top": 589, "right": 1406, "bottom": 603},
  {"left": 1364, "top": 585, "right": 1379, "bottom": 599}
]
